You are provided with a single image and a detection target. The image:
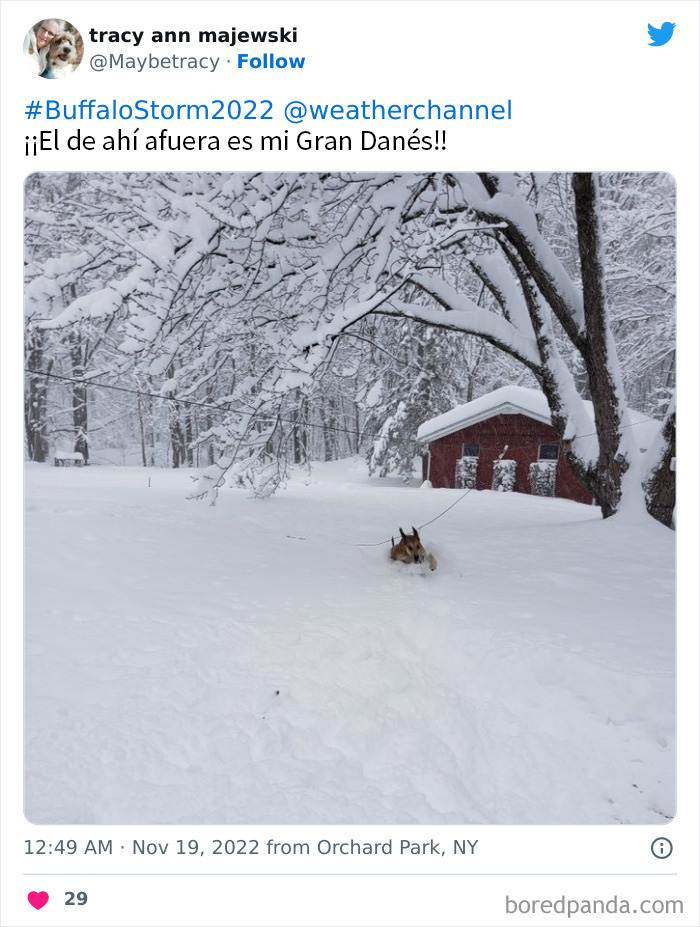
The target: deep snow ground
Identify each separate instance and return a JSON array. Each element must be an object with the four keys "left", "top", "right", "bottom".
[{"left": 24, "top": 459, "right": 675, "bottom": 825}]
